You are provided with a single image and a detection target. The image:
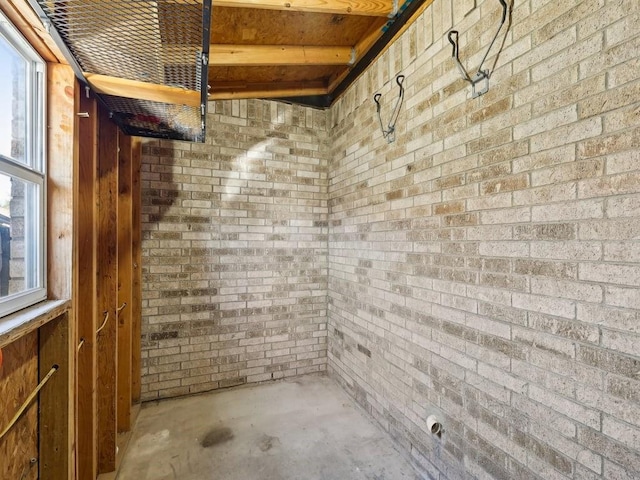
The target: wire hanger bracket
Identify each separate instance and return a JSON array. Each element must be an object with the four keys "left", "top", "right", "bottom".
[
  {"left": 373, "top": 74, "right": 405, "bottom": 144},
  {"left": 448, "top": 0, "right": 508, "bottom": 98}
]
